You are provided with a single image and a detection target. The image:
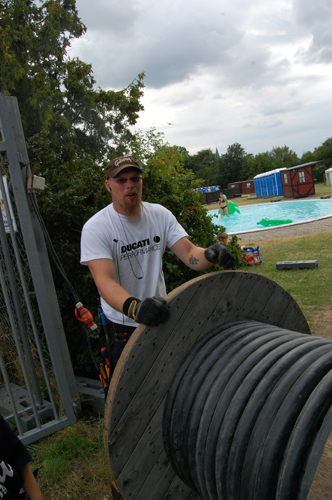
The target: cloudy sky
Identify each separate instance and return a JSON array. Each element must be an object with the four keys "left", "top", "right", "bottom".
[{"left": 69, "top": 0, "right": 332, "bottom": 157}]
